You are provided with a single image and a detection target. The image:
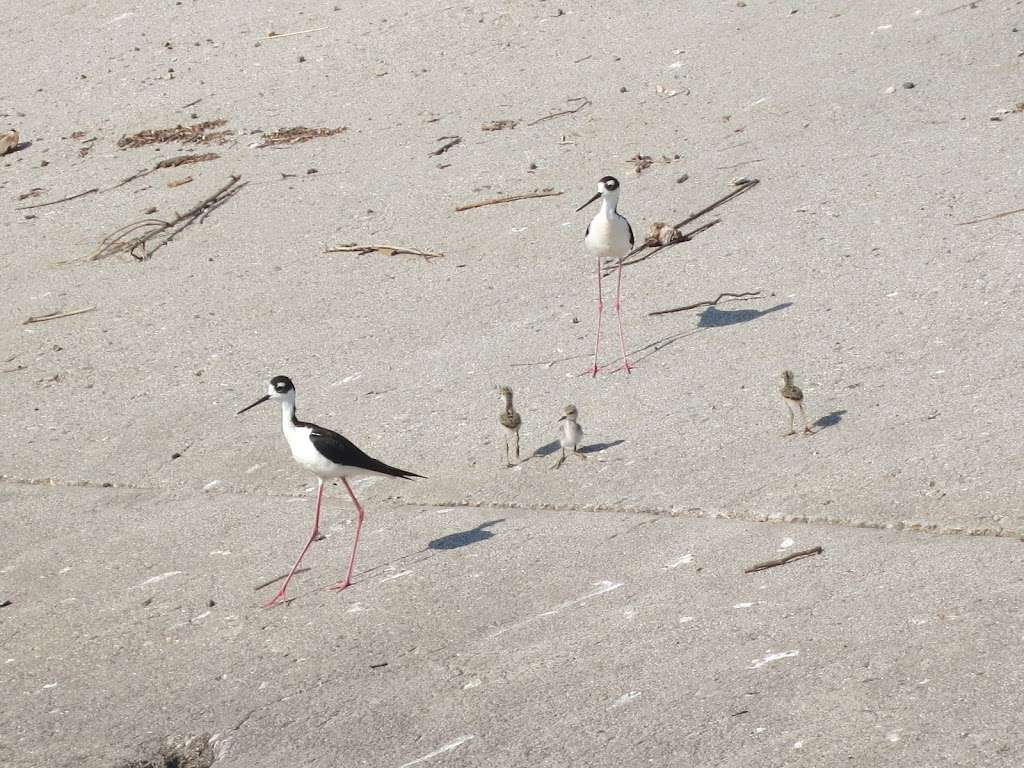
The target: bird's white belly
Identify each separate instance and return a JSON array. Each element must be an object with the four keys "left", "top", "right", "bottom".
[
  {"left": 284, "top": 426, "right": 339, "bottom": 476},
  {"left": 560, "top": 422, "right": 584, "bottom": 450},
  {"left": 585, "top": 217, "right": 632, "bottom": 260}
]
